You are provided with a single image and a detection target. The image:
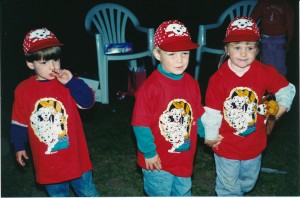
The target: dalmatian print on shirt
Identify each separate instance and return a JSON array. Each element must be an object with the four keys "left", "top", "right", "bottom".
[
  {"left": 30, "top": 98, "right": 69, "bottom": 154},
  {"left": 224, "top": 87, "right": 258, "bottom": 137},
  {"left": 159, "top": 99, "right": 193, "bottom": 153}
]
